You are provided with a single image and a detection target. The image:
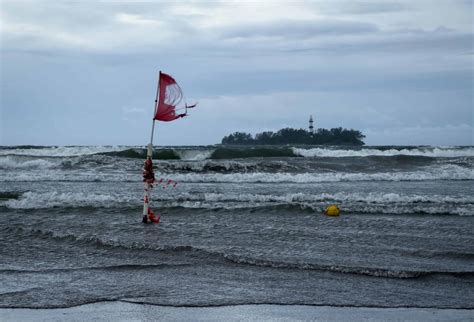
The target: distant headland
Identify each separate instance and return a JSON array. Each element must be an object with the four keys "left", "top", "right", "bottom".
[{"left": 221, "top": 116, "right": 365, "bottom": 146}]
